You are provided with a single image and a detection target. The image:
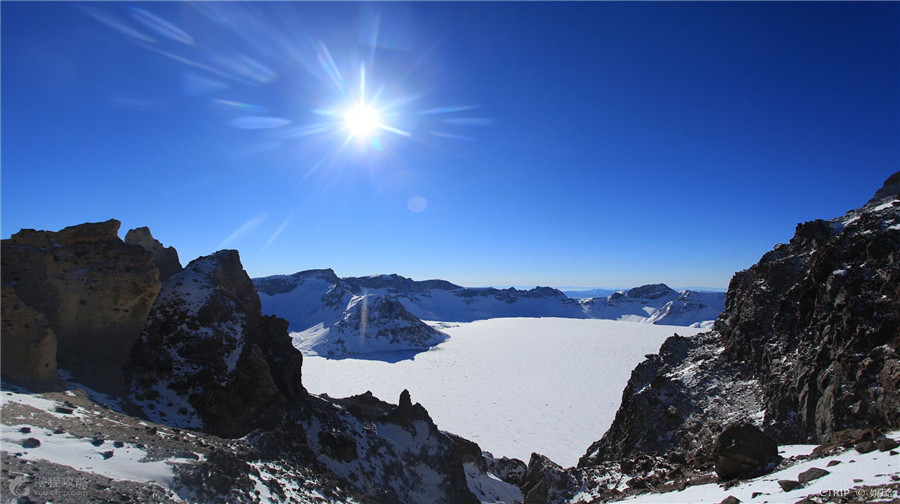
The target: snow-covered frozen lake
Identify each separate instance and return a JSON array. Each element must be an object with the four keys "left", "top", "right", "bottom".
[{"left": 301, "top": 317, "right": 704, "bottom": 467}]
